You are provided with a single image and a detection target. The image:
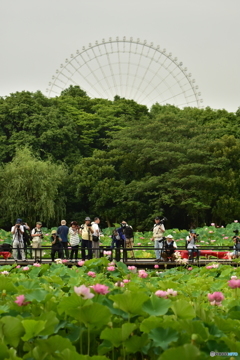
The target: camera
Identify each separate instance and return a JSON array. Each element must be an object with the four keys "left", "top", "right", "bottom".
[
  {"left": 87, "top": 224, "right": 92, "bottom": 227},
  {"left": 155, "top": 216, "right": 168, "bottom": 224},
  {"left": 158, "top": 236, "right": 166, "bottom": 243}
]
